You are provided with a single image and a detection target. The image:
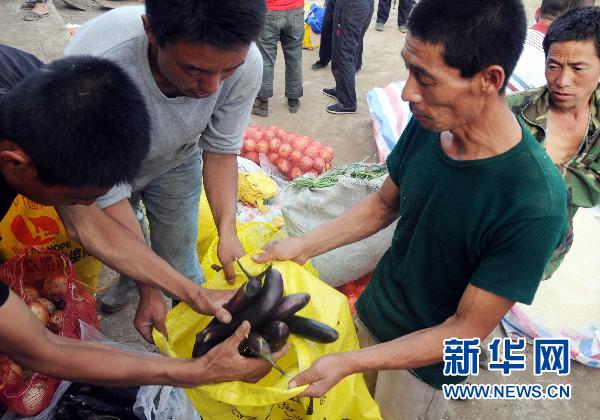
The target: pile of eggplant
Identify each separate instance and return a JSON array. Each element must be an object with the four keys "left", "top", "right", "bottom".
[{"left": 192, "top": 261, "right": 339, "bottom": 375}]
